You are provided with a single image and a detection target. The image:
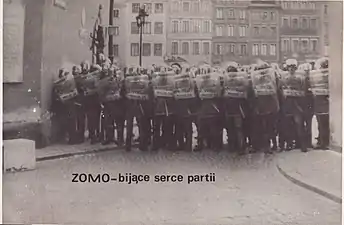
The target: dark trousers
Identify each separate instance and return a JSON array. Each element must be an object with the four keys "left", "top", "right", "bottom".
[
  {"left": 84, "top": 95, "right": 101, "bottom": 141},
  {"left": 253, "top": 113, "right": 278, "bottom": 151},
  {"left": 283, "top": 113, "right": 308, "bottom": 151},
  {"left": 225, "top": 115, "right": 244, "bottom": 151},
  {"left": 304, "top": 113, "right": 313, "bottom": 147},
  {"left": 175, "top": 116, "right": 193, "bottom": 151},
  {"left": 59, "top": 102, "right": 78, "bottom": 144},
  {"left": 102, "top": 102, "right": 125, "bottom": 145},
  {"left": 316, "top": 114, "right": 330, "bottom": 147},
  {"left": 197, "top": 116, "right": 222, "bottom": 150},
  {"left": 152, "top": 115, "right": 175, "bottom": 150},
  {"left": 75, "top": 104, "right": 86, "bottom": 142}
]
